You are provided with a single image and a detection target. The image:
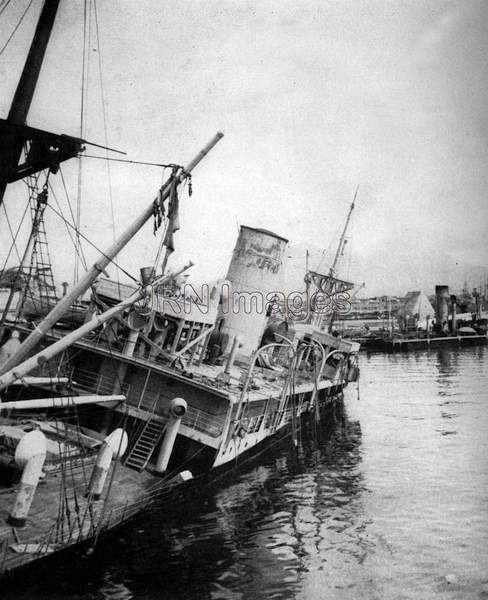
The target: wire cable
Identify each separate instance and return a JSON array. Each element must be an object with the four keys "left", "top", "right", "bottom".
[
  {"left": 0, "top": 0, "right": 13, "bottom": 19},
  {"left": 48, "top": 181, "right": 88, "bottom": 271},
  {"left": 93, "top": 0, "right": 120, "bottom": 293},
  {"left": 1, "top": 203, "right": 22, "bottom": 263},
  {"left": 83, "top": 155, "right": 179, "bottom": 168},
  {"left": 0, "top": 195, "right": 31, "bottom": 273},
  {"left": 58, "top": 166, "right": 89, "bottom": 270},
  {"left": 74, "top": 0, "right": 90, "bottom": 285},
  {"left": 46, "top": 201, "right": 139, "bottom": 283},
  {"left": 0, "top": 0, "right": 35, "bottom": 58},
  {"left": 93, "top": 0, "right": 116, "bottom": 241}
]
